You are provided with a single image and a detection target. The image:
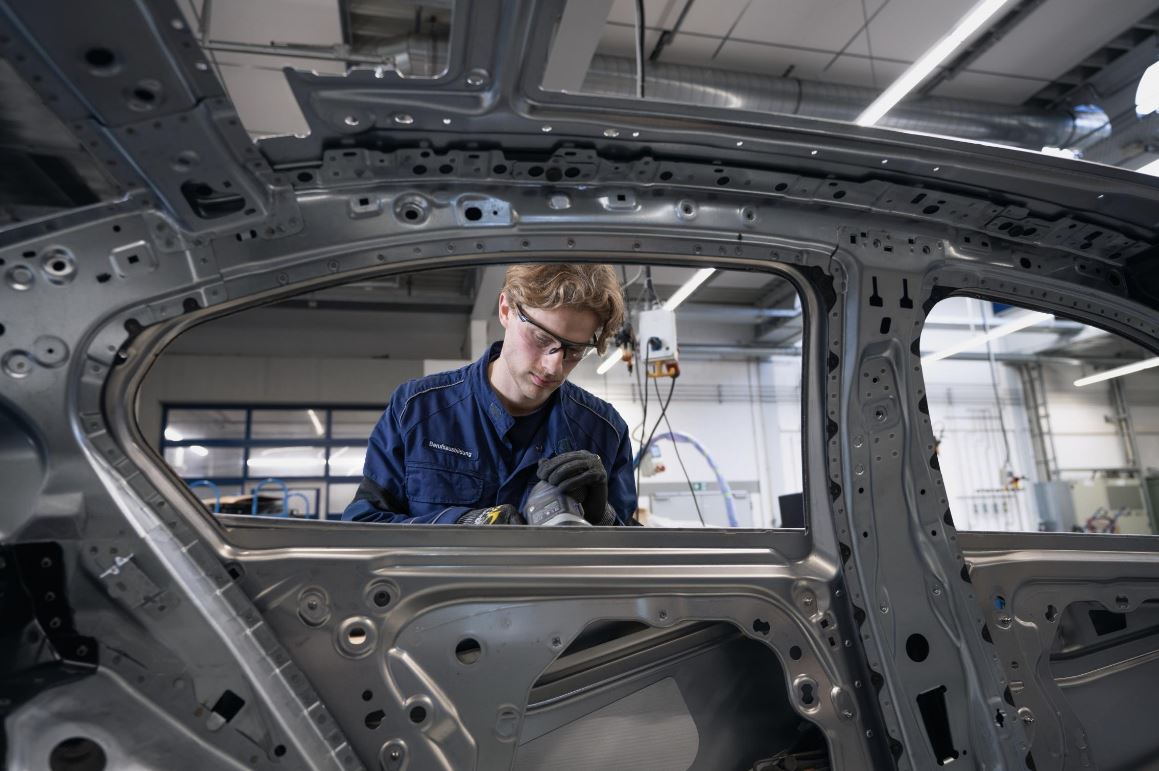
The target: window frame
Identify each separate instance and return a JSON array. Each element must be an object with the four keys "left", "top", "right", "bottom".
[{"left": 160, "top": 403, "right": 382, "bottom": 519}]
